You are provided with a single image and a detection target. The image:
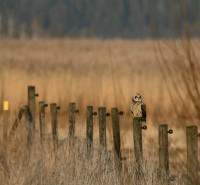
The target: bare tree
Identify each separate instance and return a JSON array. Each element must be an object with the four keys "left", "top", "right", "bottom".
[{"left": 154, "top": 0, "right": 200, "bottom": 118}]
